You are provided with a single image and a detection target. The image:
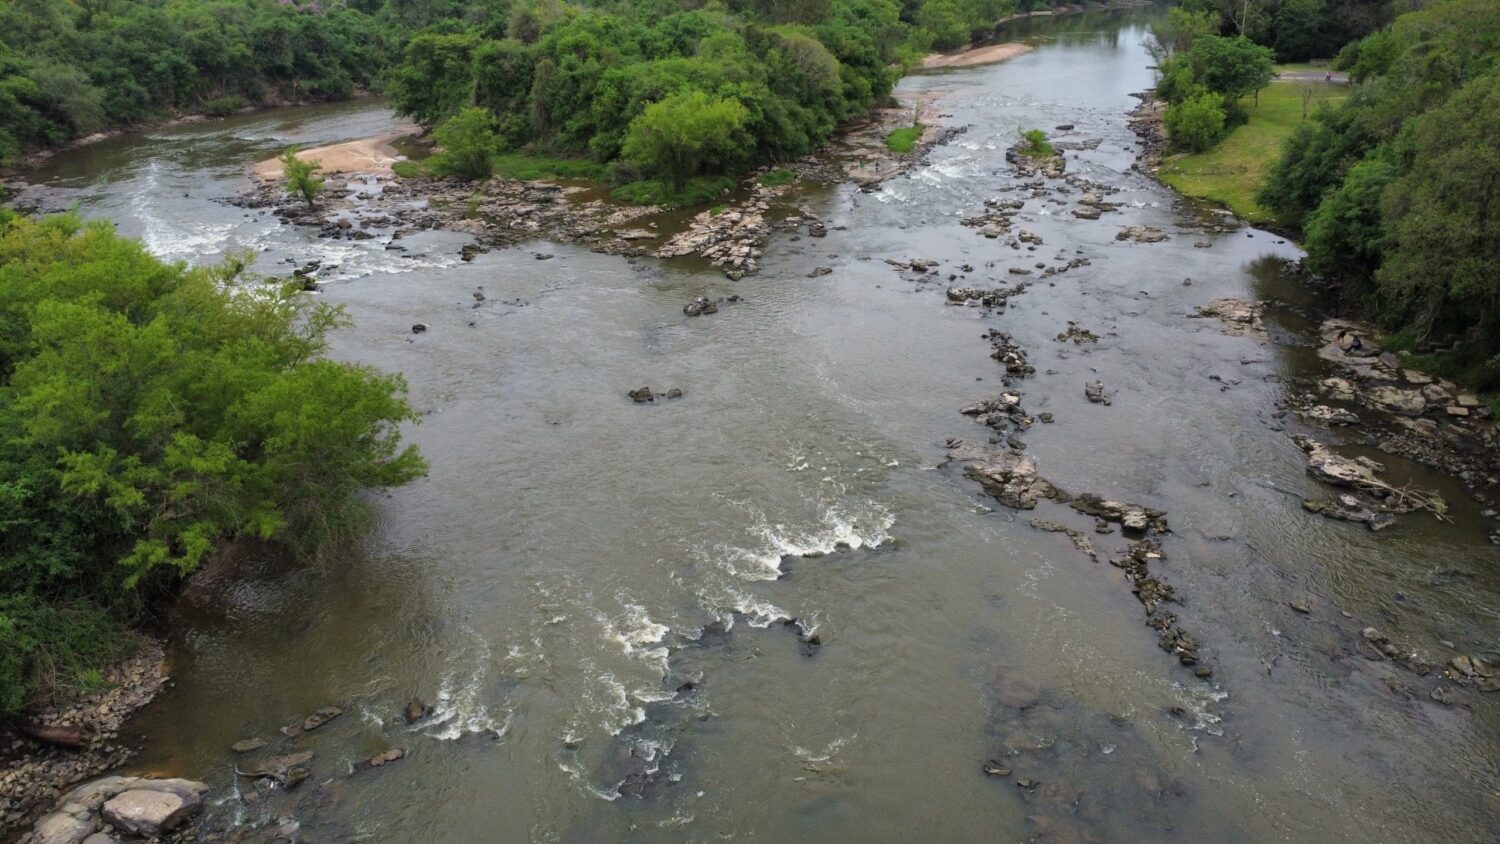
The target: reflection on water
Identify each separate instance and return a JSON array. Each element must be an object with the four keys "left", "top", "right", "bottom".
[{"left": 24, "top": 7, "right": 1500, "bottom": 843}]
